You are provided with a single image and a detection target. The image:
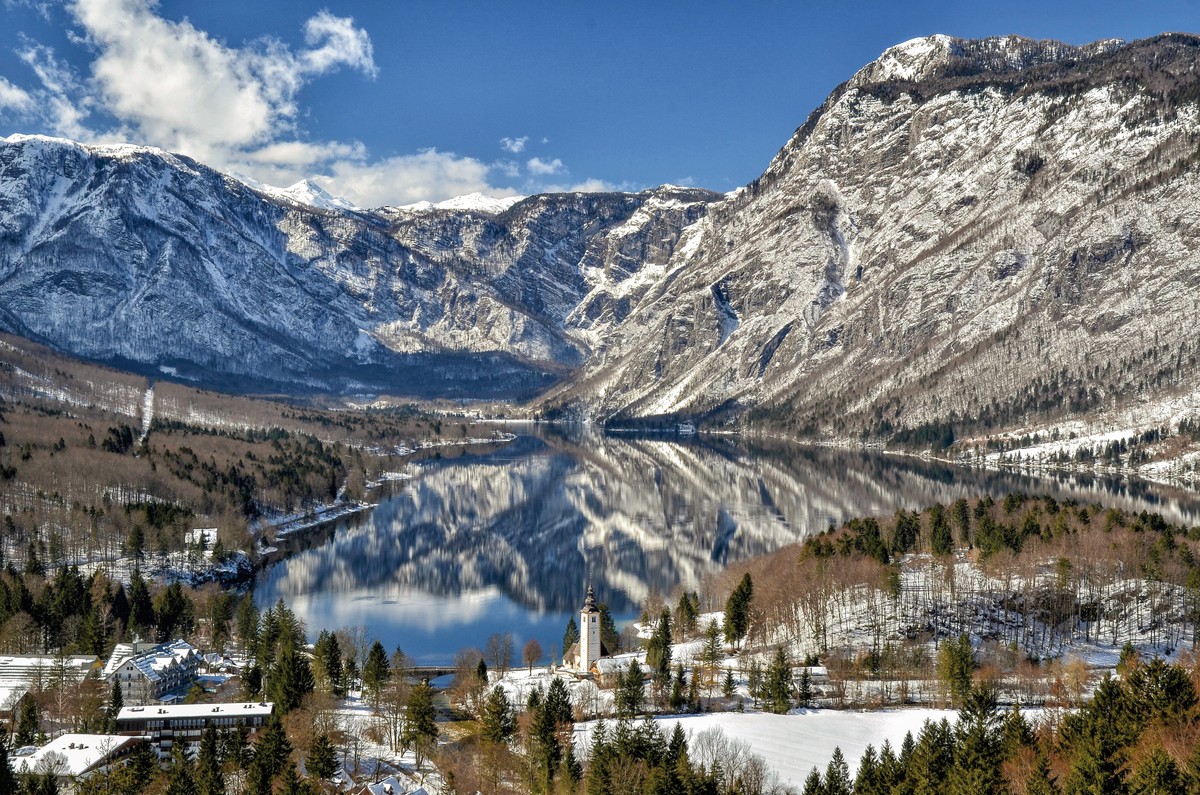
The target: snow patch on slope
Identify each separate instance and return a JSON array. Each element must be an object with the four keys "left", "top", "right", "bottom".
[{"left": 397, "top": 192, "right": 524, "bottom": 214}]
